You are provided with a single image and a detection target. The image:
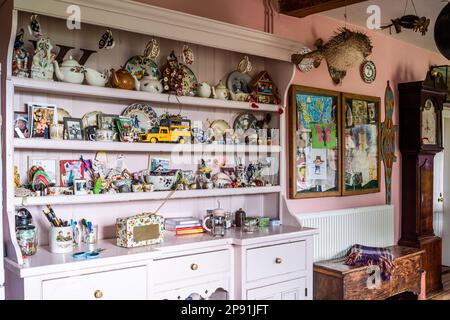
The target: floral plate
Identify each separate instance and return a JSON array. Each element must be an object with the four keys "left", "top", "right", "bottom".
[
  {"left": 180, "top": 64, "right": 198, "bottom": 96},
  {"left": 125, "top": 55, "right": 160, "bottom": 80},
  {"left": 82, "top": 111, "right": 102, "bottom": 128},
  {"left": 121, "top": 103, "right": 159, "bottom": 132}
]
